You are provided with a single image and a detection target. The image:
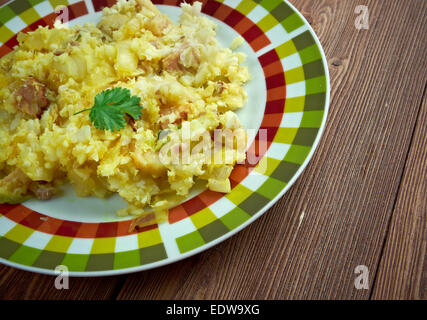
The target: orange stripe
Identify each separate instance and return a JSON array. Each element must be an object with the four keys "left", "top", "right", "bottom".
[
  {"left": 260, "top": 113, "right": 282, "bottom": 128},
  {"left": 162, "top": 0, "right": 177, "bottom": 5},
  {"left": 69, "top": 1, "right": 88, "bottom": 17},
  {"left": 168, "top": 205, "right": 188, "bottom": 223},
  {"left": 117, "top": 220, "right": 136, "bottom": 236},
  {"left": 229, "top": 164, "right": 250, "bottom": 183},
  {"left": 198, "top": 190, "right": 223, "bottom": 206},
  {"left": 0, "top": 45, "right": 12, "bottom": 58},
  {"left": 42, "top": 12, "right": 57, "bottom": 26},
  {"left": 267, "top": 86, "right": 286, "bottom": 101},
  {"left": 234, "top": 16, "right": 253, "bottom": 35},
  {"left": 38, "top": 217, "right": 64, "bottom": 234},
  {"left": 75, "top": 222, "right": 99, "bottom": 238},
  {"left": 3, "top": 206, "right": 33, "bottom": 223},
  {"left": 263, "top": 60, "right": 284, "bottom": 78},
  {"left": 250, "top": 35, "right": 271, "bottom": 52},
  {"left": 213, "top": 3, "right": 233, "bottom": 21}
]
